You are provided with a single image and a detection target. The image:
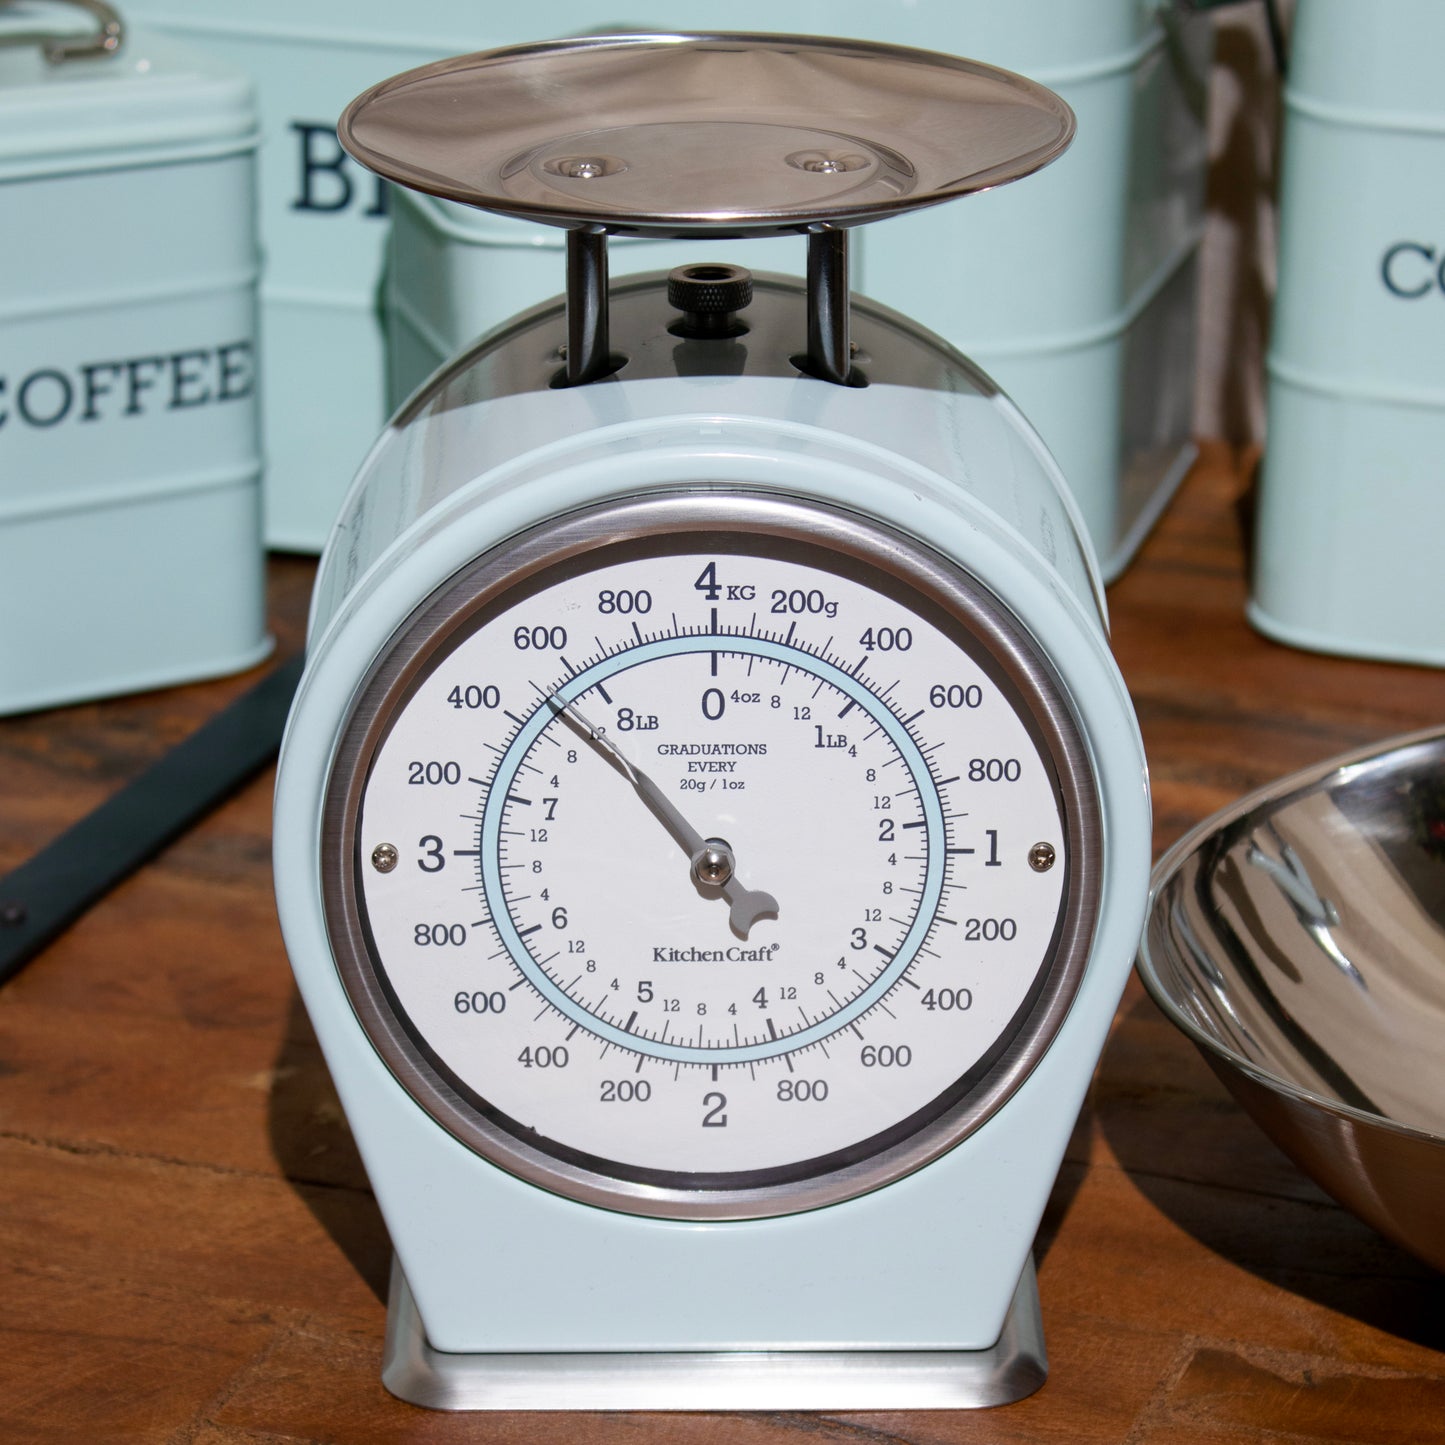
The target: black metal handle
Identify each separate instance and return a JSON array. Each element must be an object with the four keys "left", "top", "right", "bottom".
[{"left": 0, "top": 654, "right": 304, "bottom": 987}]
